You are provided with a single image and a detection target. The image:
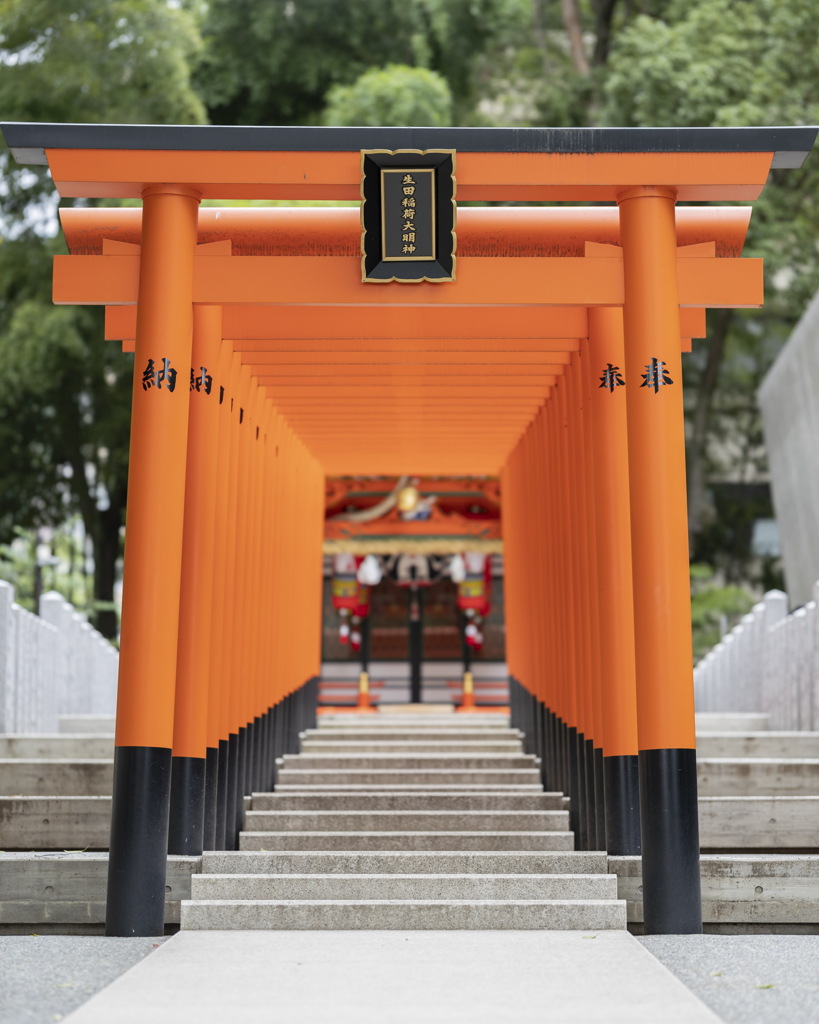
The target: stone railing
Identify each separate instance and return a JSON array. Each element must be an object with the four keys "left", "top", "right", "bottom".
[
  {"left": 694, "top": 585, "right": 819, "bottom": 730},
  {"left": 0, "top": 582, "right": 118, "bottom": 733}
]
